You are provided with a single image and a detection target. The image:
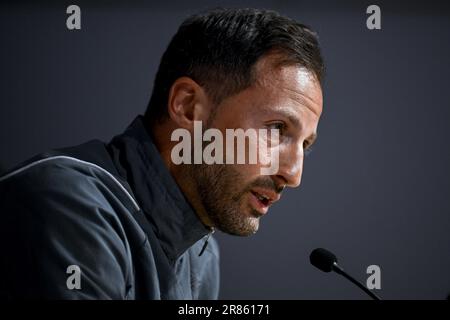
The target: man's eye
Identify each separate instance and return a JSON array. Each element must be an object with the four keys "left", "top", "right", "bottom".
[
  {"left": 303, "top": 141, "right": 313, "bottom": 156},
  {"left": 267, "top": 122, "right": 285, "bottom": 134}
]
